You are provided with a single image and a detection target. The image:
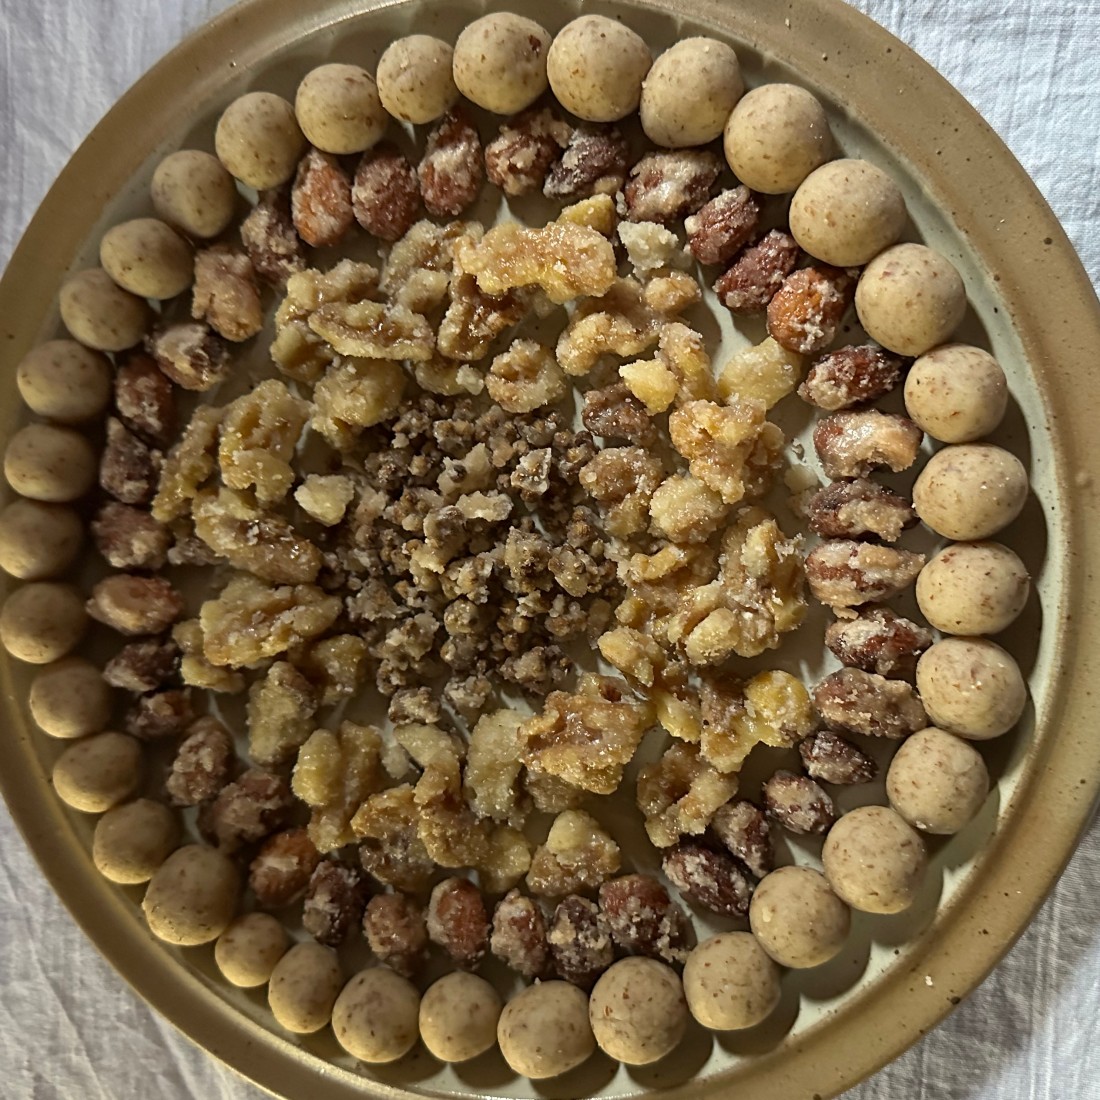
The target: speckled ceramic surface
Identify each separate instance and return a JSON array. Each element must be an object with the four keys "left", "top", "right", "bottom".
[{"left": 1, "top": 1, "right": 1098, "bottom": 1098}]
